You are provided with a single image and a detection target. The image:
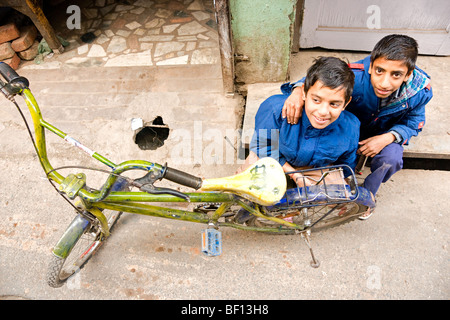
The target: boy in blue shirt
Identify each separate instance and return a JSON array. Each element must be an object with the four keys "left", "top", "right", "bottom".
[
  {"left": 242, "top": 56, "right": 360, "bottom": 188},
  {"left": 281, "top": 34, "right": 433, "bottom": 219}
]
